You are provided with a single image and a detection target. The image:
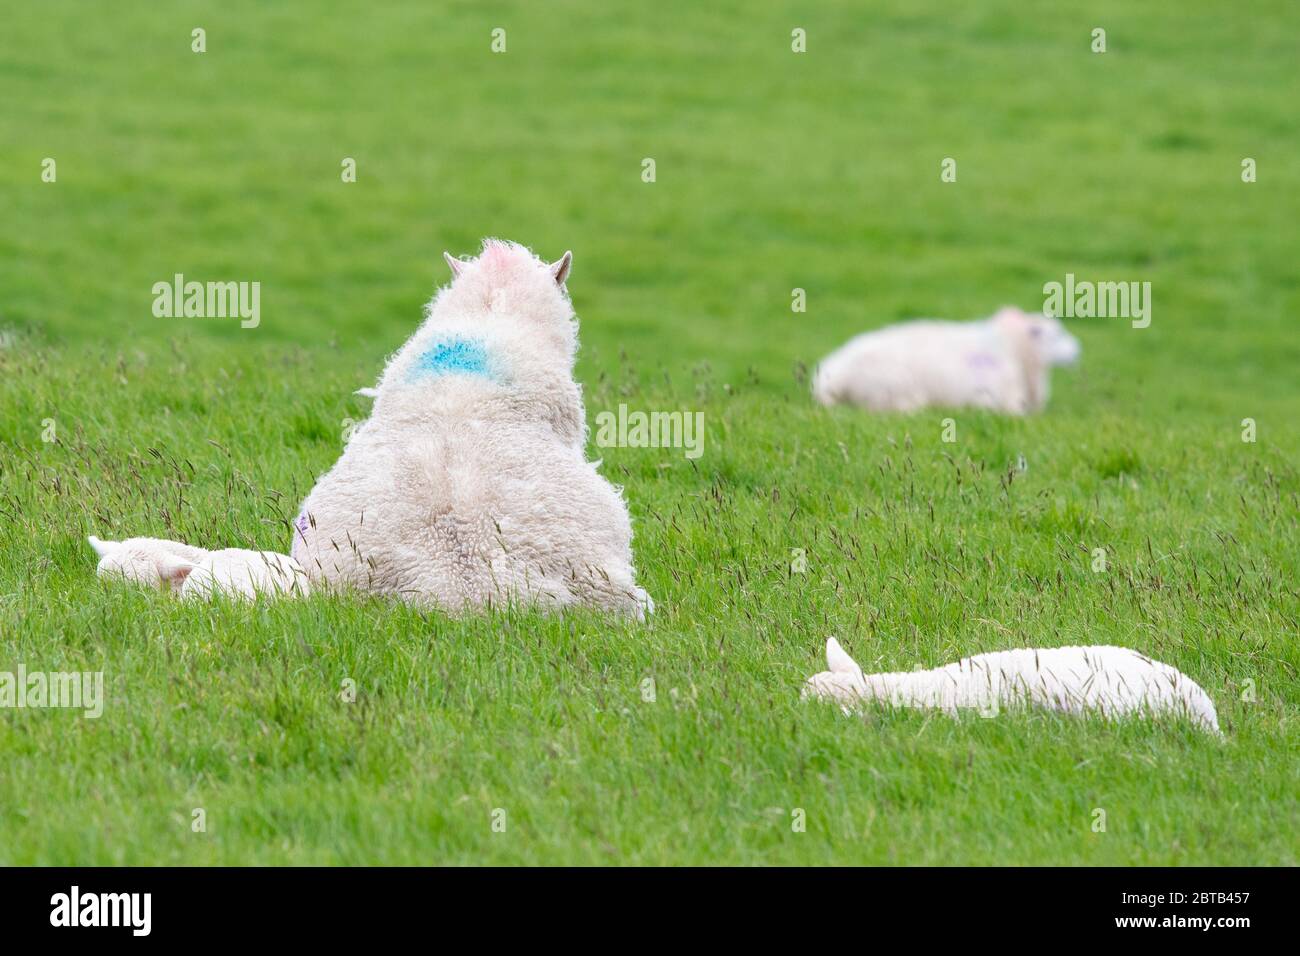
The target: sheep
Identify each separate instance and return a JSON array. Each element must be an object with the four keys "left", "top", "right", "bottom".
[
  {"left": 174, "top": 549, "right": 311, "bottom": 600},
  {"left": 290, "top": 239, "right": 653, "bottom": 620},
  {"left": 89, "top": 535, "right": 210, "bottom": 591},
  {"left": 812, "top": 307, "right": 1080, "bottom": 414},
  {"left": 88, "top": 536, "right": 309, "bottom": 600},
  {"left": 803, "top": 638, "right": 1221, "bottom": 733}
]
